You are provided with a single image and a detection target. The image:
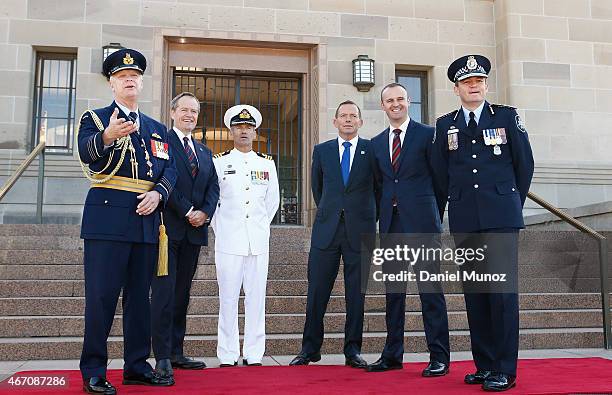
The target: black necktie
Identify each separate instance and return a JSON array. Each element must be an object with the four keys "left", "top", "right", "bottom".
[
  {"left": 128, "top": 111, "right": 139, "bottom": 133},
  {"left": 468, "top": 111, "right": 477, "bottom": 129},
  {"left": 183, "top": 137, "right": 198, "bottom": 178}
]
